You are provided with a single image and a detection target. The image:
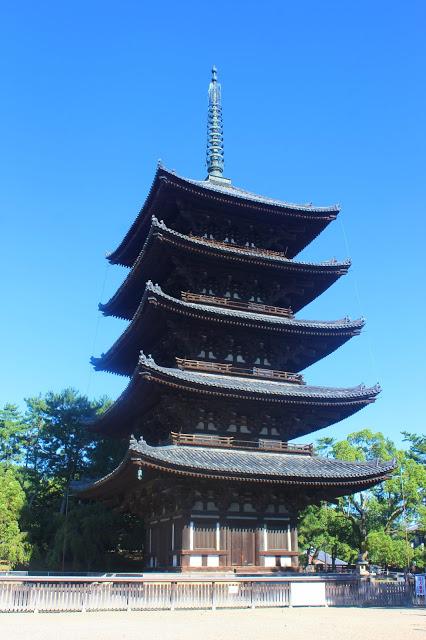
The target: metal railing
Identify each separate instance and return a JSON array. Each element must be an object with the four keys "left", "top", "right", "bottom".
[
  {"left": 169, "top": 432, "right": 314, "bottom": 455},
  {"left": 181, "top": 292, "right": 294, "bottom": 319},
  {"left": 0, "top": 575, "right": 419, "bottom": 612},
  {"left": 175, "top": 358, "right": 304, "bottom": 384}
]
